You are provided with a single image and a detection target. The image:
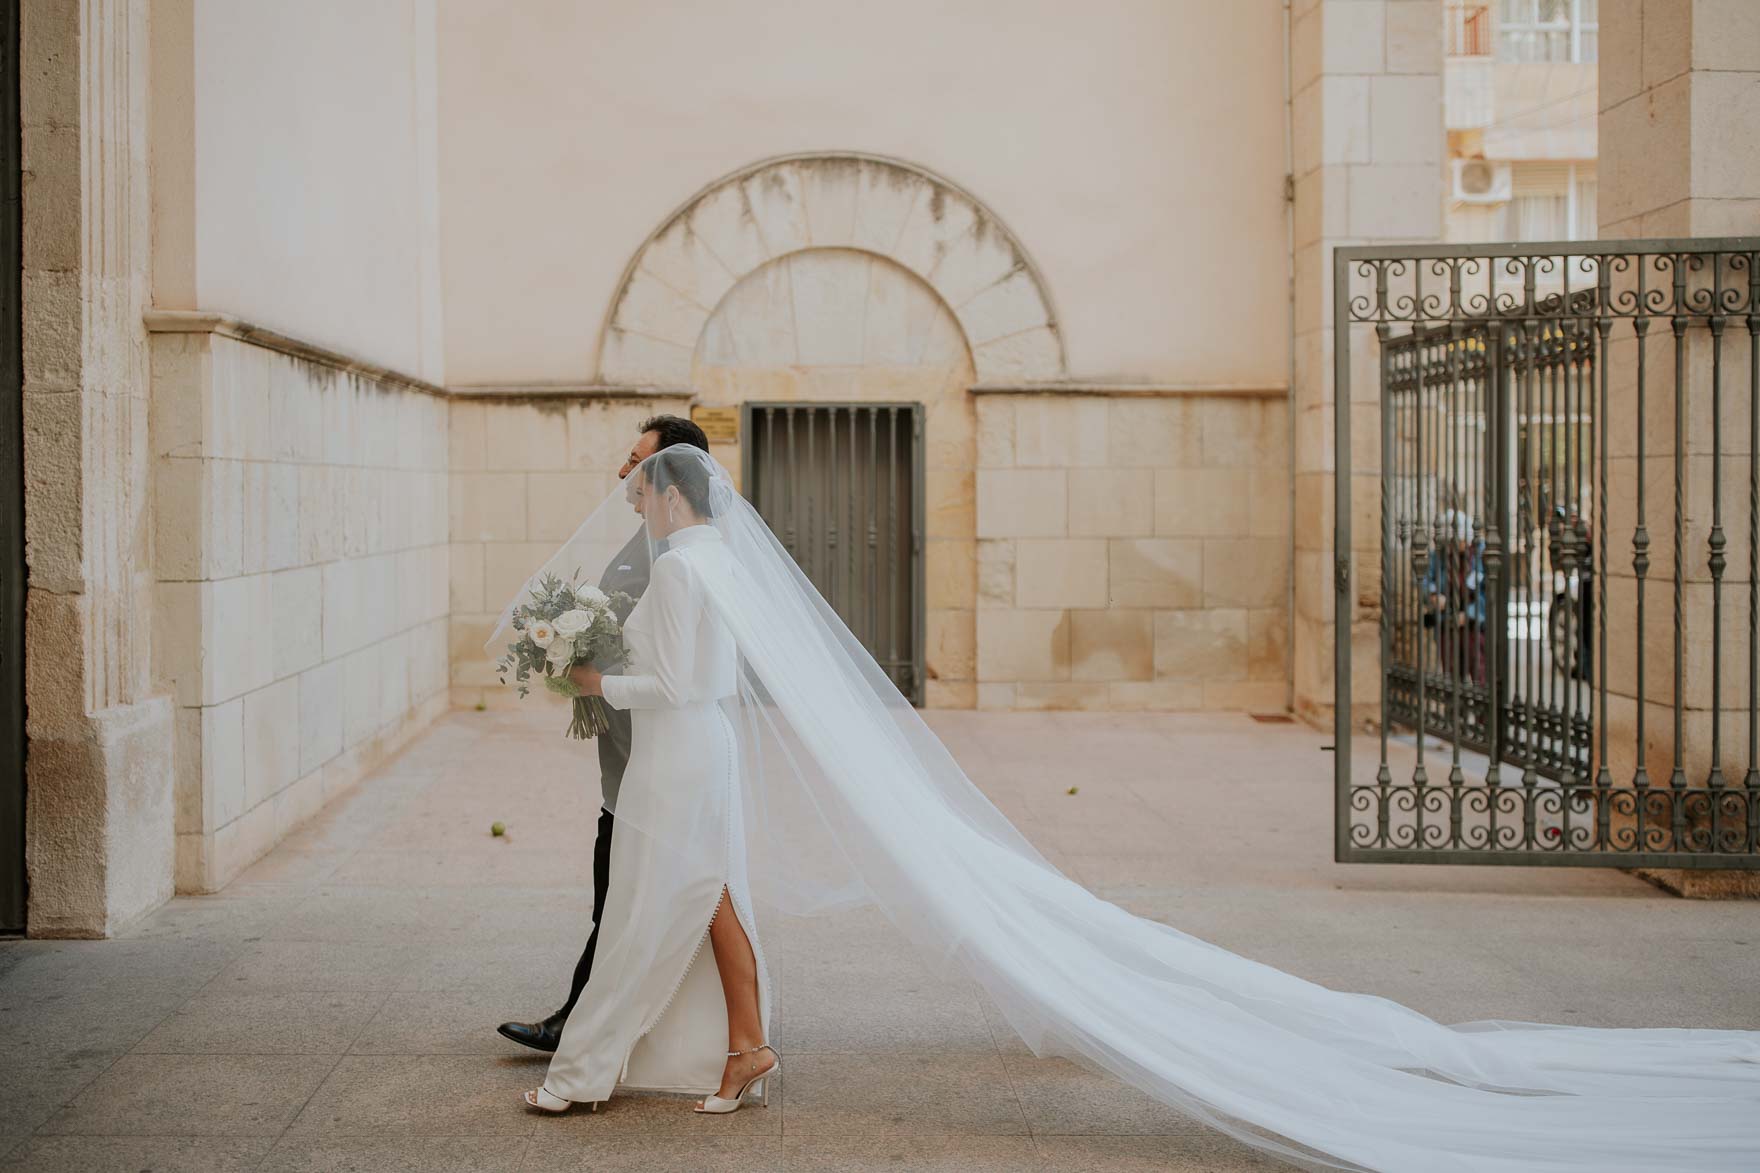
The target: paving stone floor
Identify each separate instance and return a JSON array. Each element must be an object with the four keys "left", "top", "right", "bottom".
[{"left": 2, "top": 709, "right": 1756, "bottom": 1171}]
